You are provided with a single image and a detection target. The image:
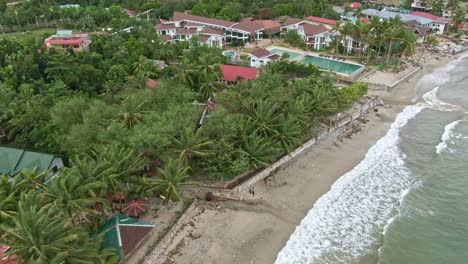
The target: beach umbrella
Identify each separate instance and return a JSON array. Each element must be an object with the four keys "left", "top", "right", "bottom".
[{"left": 122, "top": 200, "right": 148, "bottom": 218}]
